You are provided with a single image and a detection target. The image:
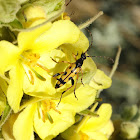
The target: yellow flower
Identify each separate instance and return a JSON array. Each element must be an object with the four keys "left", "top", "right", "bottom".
[
  {"left": 2, "top": 84, "right": 96, "bottom": 140},
  {"left": 0, "top": 19, "right": 81, "bottom": 112},
  {"left": 2, "top": 66, "right": 112, "bottom": 140},
  {"left": 61, "top": 103, "right": 114, "bottom": 140}
]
